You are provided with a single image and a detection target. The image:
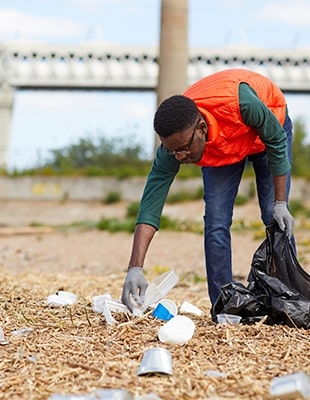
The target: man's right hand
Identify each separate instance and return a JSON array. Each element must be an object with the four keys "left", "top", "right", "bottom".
[{"left": 121, "top": 267, "right": 148, "bottom": 312}]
